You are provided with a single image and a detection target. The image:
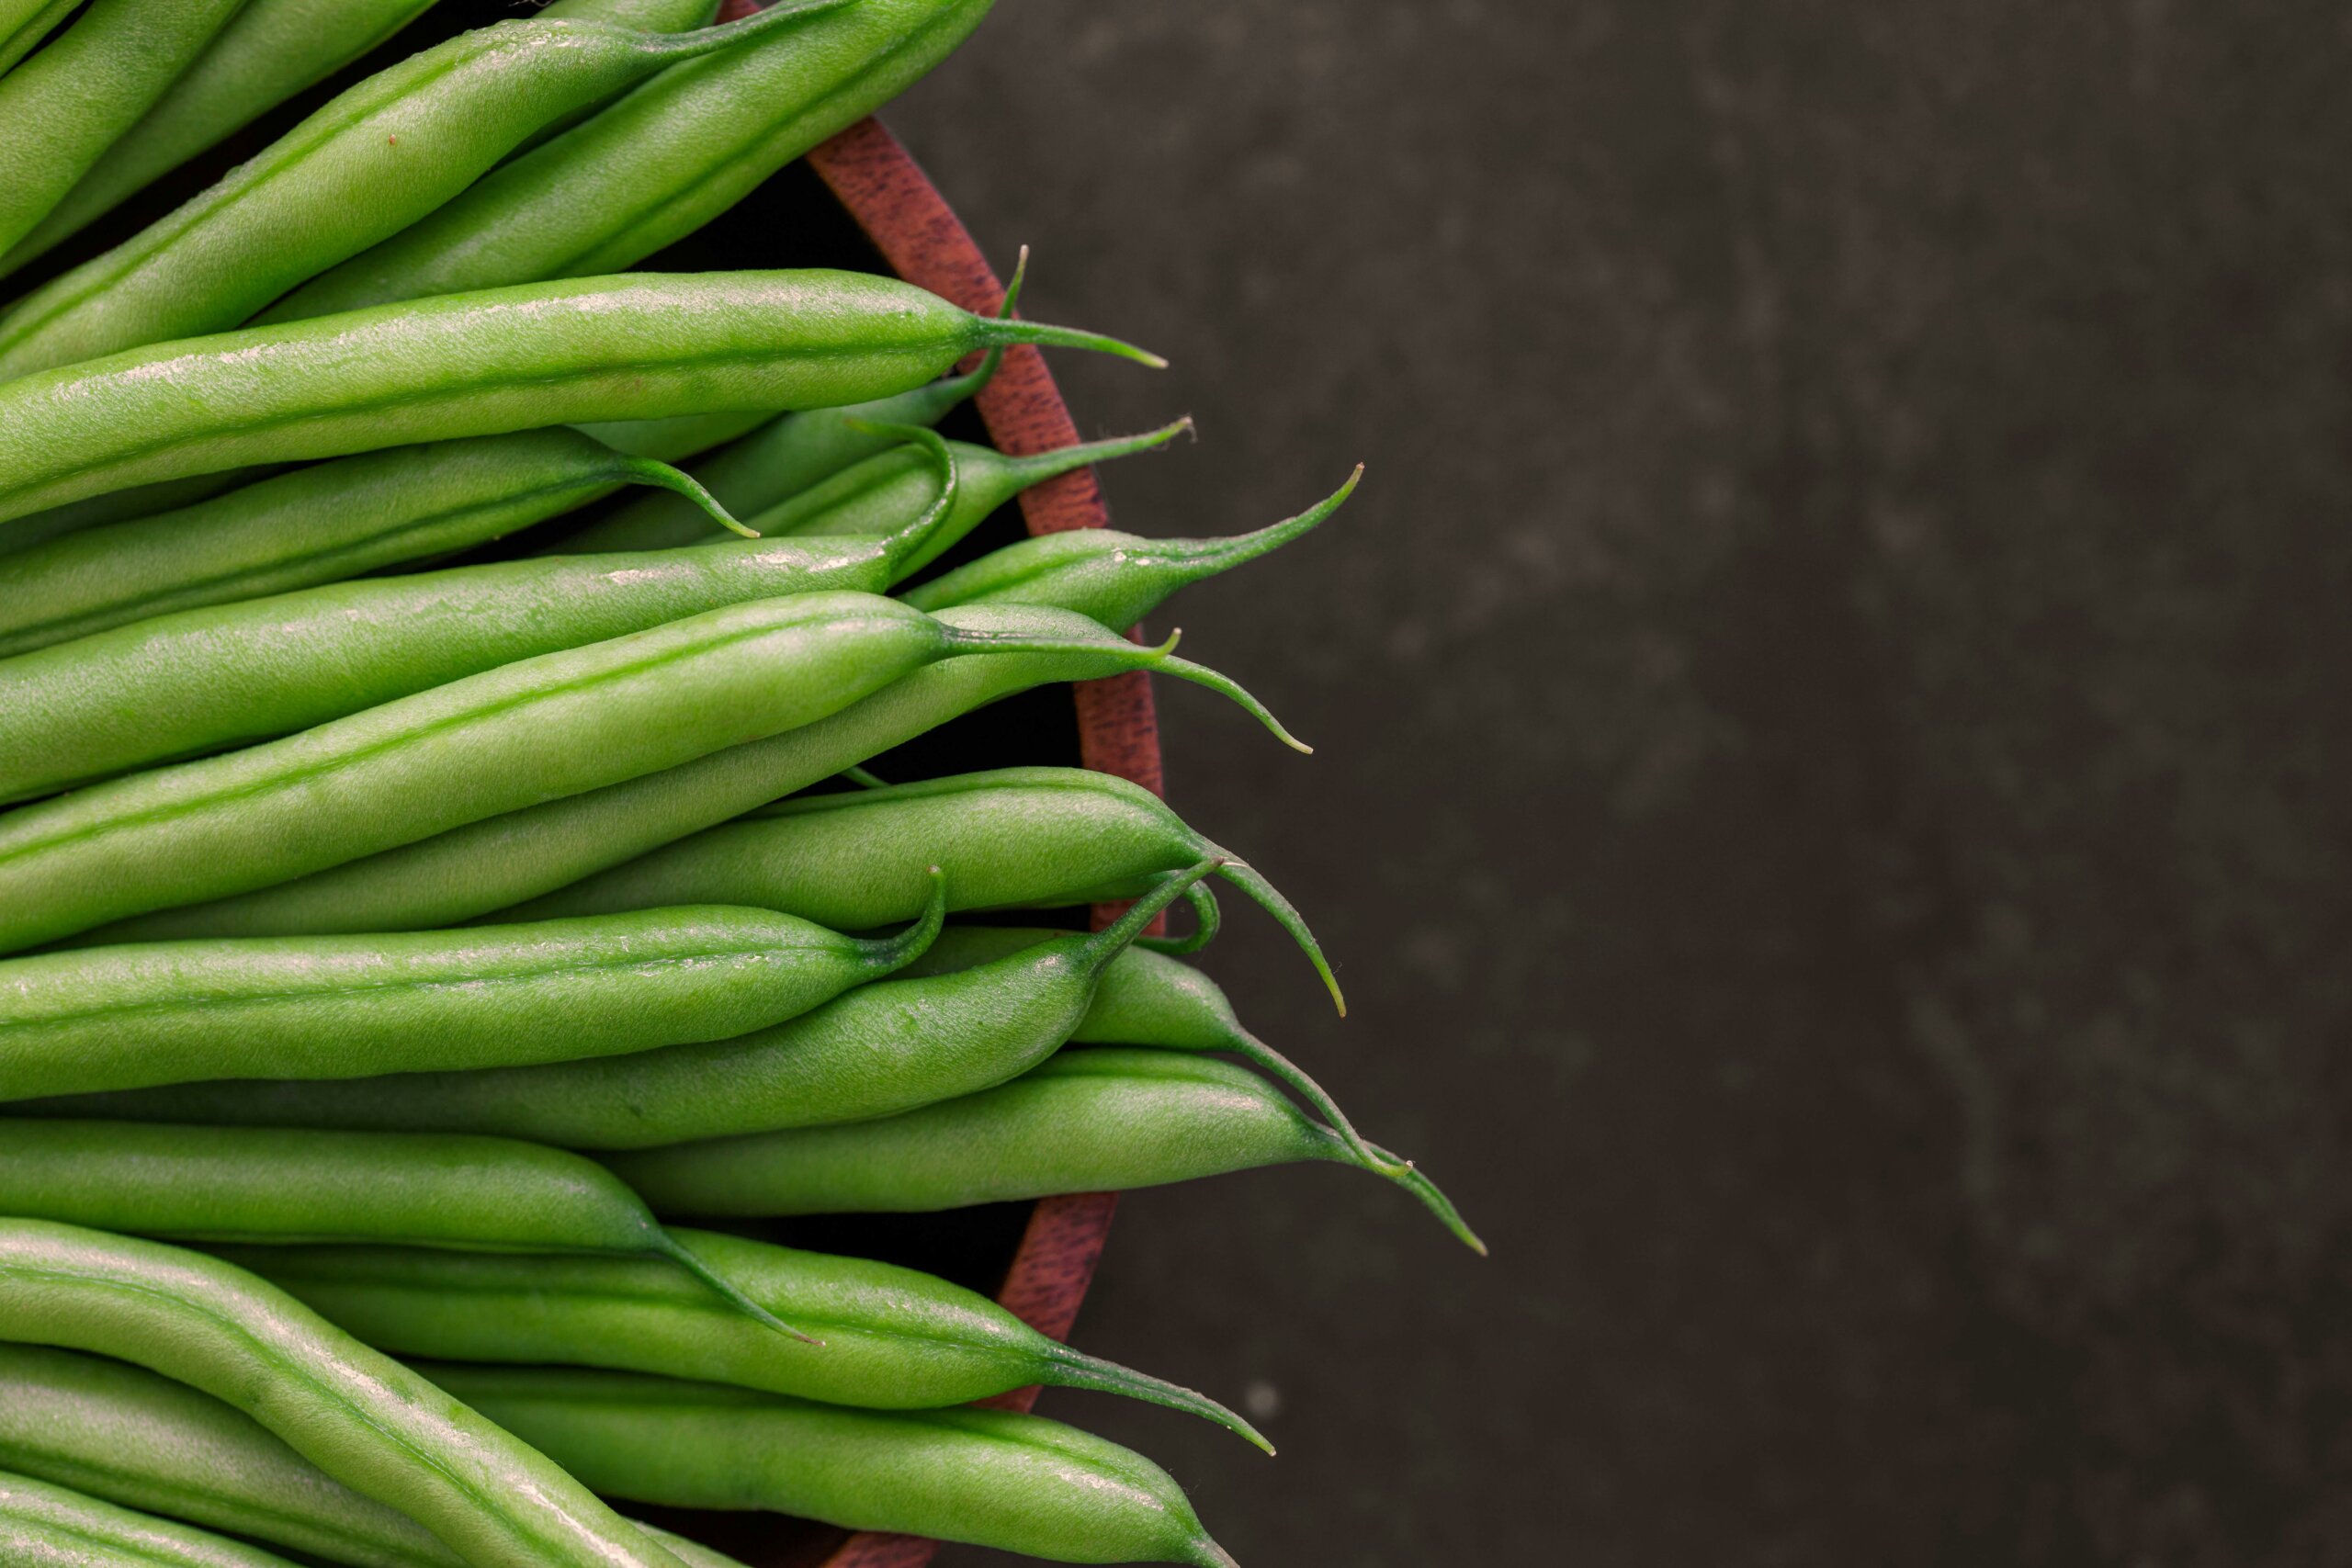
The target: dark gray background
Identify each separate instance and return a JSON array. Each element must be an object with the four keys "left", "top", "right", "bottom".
[{"left": 889, "top": 4, "right": 2352, "bottom": 1563}]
